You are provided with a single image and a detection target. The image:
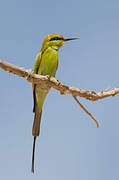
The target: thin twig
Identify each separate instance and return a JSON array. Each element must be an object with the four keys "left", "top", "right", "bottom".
[{"left": 72, "top": 95, "right": 99, "bottom": 128}]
